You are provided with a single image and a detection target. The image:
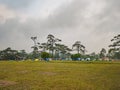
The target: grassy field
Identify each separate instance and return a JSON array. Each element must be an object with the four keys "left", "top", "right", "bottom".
[{"left": 0, "top": 61, "right": 120, "bottom": 90}]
